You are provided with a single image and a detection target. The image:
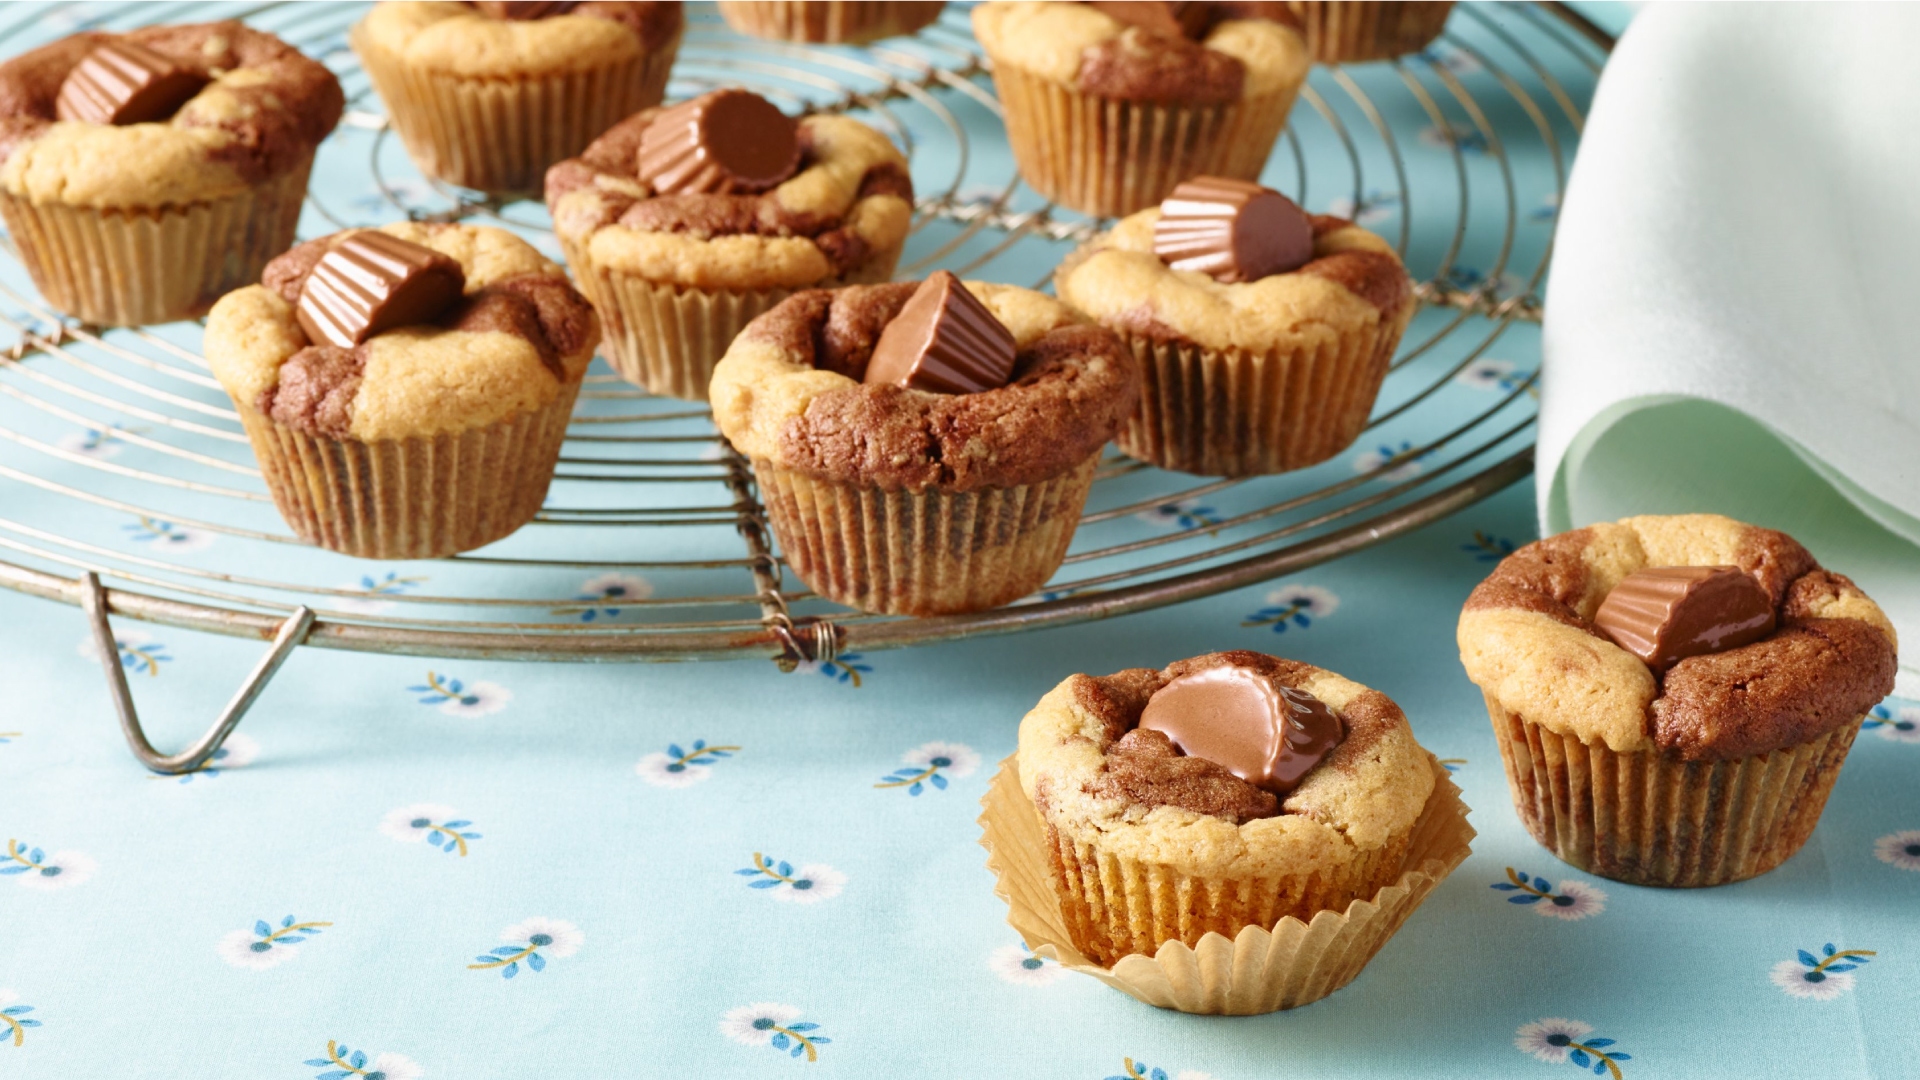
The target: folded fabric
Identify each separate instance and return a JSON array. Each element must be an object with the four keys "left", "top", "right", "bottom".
[{"left": 1542, "top": 2, "right": 1920, "bottom": 693}]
